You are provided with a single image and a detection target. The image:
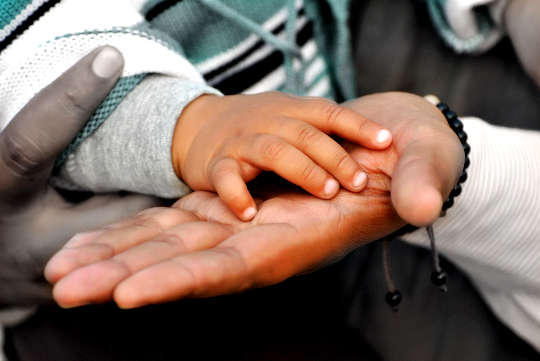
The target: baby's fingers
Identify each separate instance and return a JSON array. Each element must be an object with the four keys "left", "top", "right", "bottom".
[
  {"left": 292, "top": 97, "right": 392, "bottom": 149},
  {"left": 276, "top": 119, "right": 368, "bottom": 193},
  {"left": 239, "top": 134, "right": 340, "bottom": 199},
  {"left": 210, "top": 157, "right": 257, "bottom": 221}
]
